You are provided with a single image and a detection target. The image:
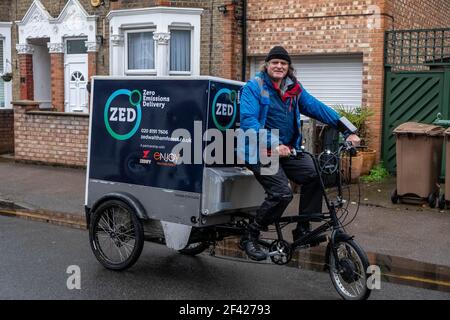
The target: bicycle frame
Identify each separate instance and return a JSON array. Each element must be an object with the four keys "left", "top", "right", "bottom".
[
  {"left": 204, "top": 143, "right": 356, "bottom": 267},
  {"left": 265, "top": 145, "right": 354, "bottom": 265}
]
